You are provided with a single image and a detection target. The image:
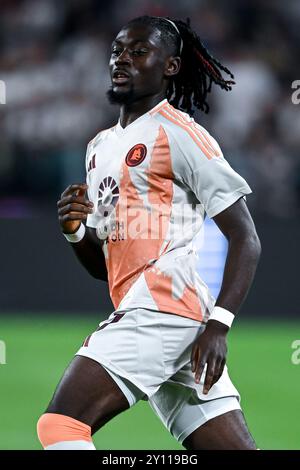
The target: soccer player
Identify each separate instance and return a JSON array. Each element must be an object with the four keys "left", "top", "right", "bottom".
[{"left": 37, "top": 16, "right": 261, "bottom": 450}]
